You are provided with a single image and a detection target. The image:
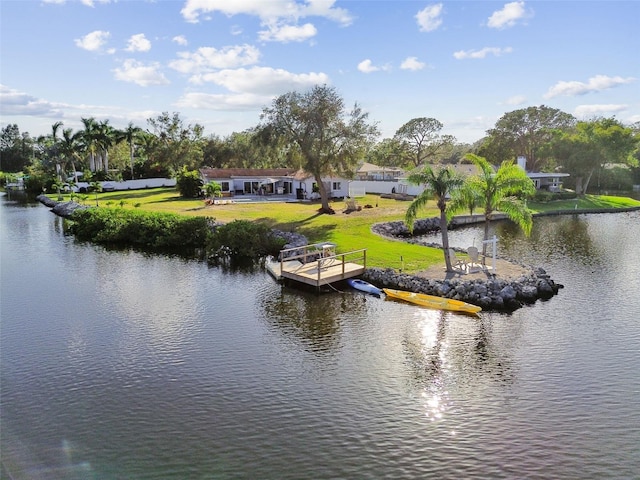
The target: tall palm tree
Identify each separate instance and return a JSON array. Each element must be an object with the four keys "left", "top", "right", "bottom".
[
  {"left": 58, "top": 128, "right": 83, "bottom": 182},
  {"left": 94, "top": 120, "right": 115, "bottom": 173},
  {"left": 405, "top": 166, "right": 463, "bottom": 272},
  {"left": 51, "top": 121, "right": 63, "bottom": 180},
  {"left": 450, "top": 154, "right": 535, "bottom": 255},
  {"left": 116, "top": 122, "right": 143, "bottom": 179},
  {"left": 80, "top": 117, "right": 98, "bottom": 172}
]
